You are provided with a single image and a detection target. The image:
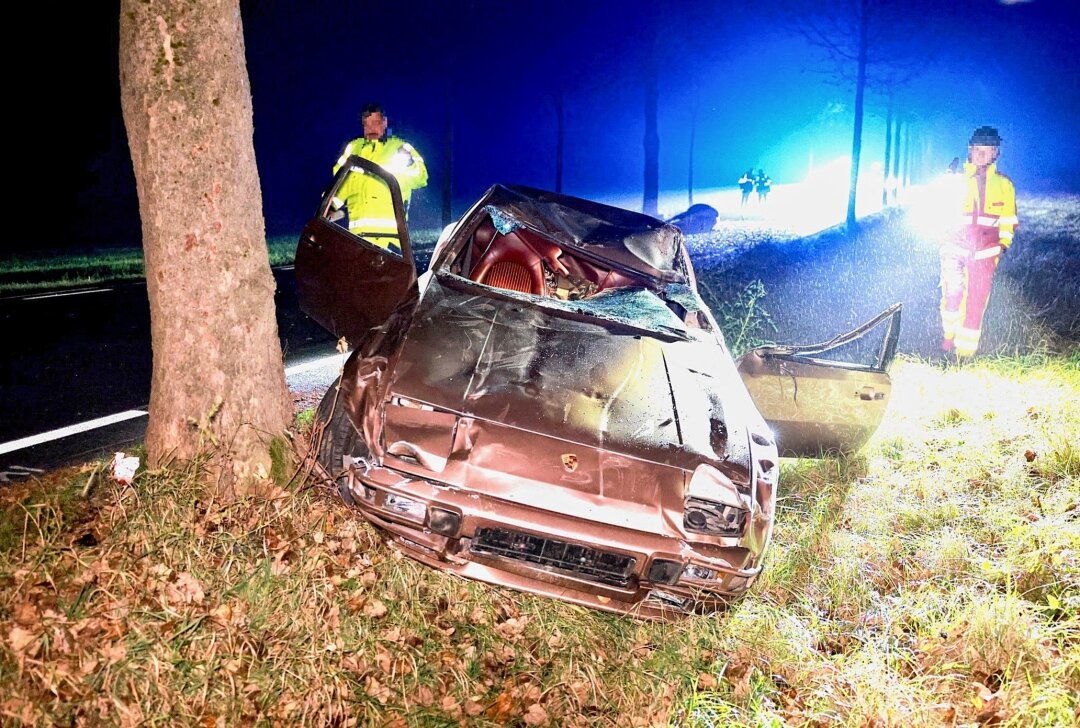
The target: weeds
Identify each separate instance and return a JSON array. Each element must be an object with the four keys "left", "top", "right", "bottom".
[{"left": 698, "top": 278, "right": 777, "bottom": 357}]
